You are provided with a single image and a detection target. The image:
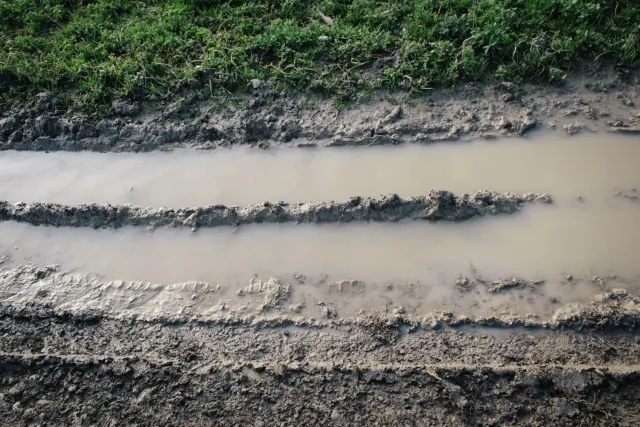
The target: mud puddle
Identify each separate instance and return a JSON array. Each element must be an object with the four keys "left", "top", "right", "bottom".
[
  {"left": 2, "top": 201, "right": 640, "bottom": 319},
  {"left": 1, "top": 134, "right": 639, "bottom": 207}
]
